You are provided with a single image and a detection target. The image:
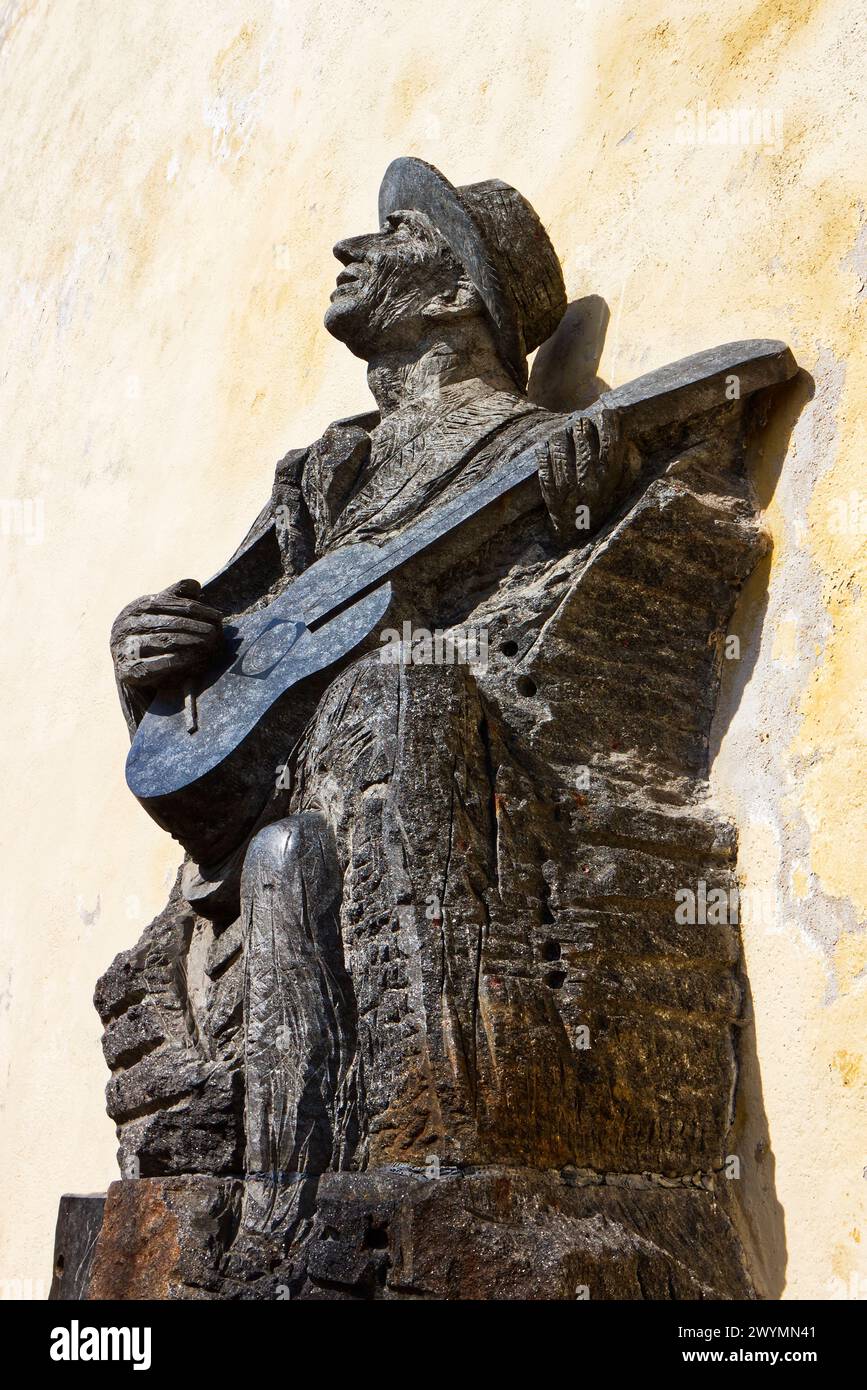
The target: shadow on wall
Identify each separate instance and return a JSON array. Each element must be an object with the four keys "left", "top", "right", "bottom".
[
  {"left": 527, "top": 294, "right": 611, "bottom": 410},
  {"left": 730, "top": 977, "right": 789, "bottom": 1299},
  {"left": 710, "top": 371, "right": 816, "bottom": 764},
  {"left": 709, "top": 369, "right": 814, "bottom": 1300}
]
